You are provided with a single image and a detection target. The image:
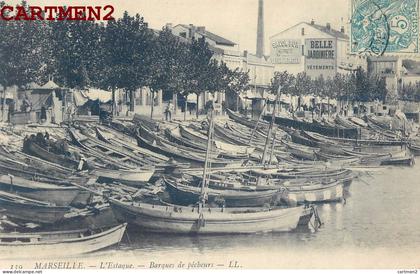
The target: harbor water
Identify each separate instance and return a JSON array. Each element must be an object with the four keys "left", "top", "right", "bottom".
[{"left": 68, "top": 165, "right": 420, "bottom": 269}]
